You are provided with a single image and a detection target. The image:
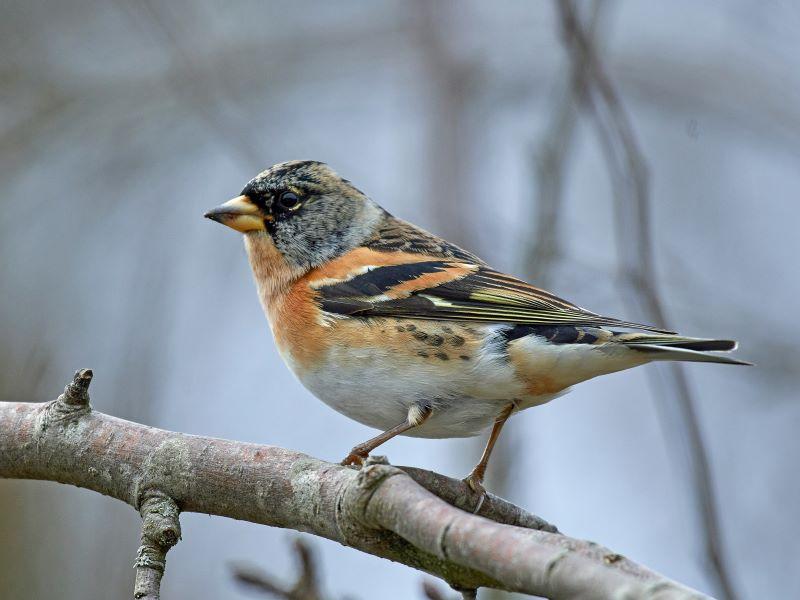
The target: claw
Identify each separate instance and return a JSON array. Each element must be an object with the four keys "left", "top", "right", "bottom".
[
  {"left": 464, "top": 475, "right": 485, "bottom": 495},
  {"left": 462, "top": 473, "right": 487, "bottom": 513}
]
